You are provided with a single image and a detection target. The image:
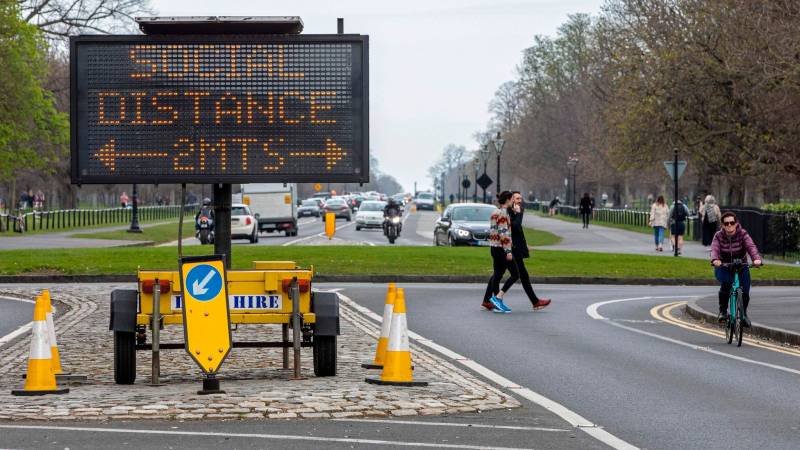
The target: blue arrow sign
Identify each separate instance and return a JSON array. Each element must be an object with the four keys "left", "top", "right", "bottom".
[{"left": 185, "top": 264, "right": 222, "bottom": 302}]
